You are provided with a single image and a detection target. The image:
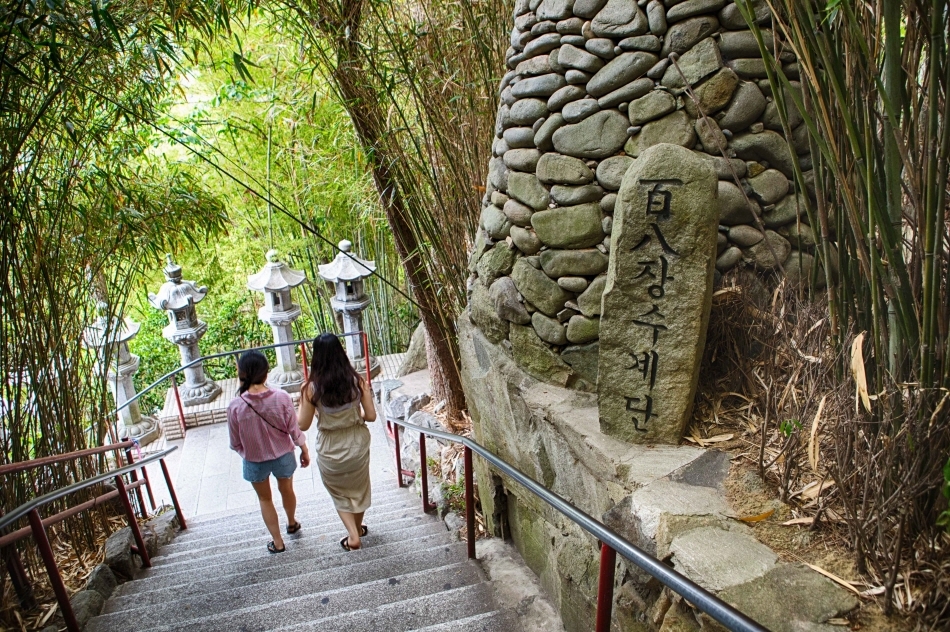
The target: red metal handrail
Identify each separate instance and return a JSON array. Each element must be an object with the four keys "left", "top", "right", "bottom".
[{"left": 0, "top": 441, "right": 134, "bottom": 476}]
